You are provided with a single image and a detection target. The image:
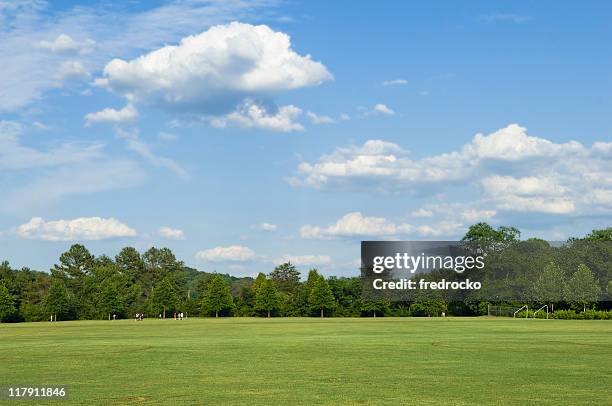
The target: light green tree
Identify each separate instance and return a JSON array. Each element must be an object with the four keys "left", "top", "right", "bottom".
[
  {"left": 565, "top": 264, "right": 601, "bottom": 312},
  {"left": 151, "top": 276, "right": 178, "bottom": 318},
  {"left": 201, "top": 275, "right": 233, "bottom": 317},
  {"left": 308, "top": 276, "right": 336, "bottom": 317},
  {"left": 255, "top": 278, "right": 281, "bottom": 317},
  {"left": 533, "top": 262, "right": 566, "bottom": 312}
]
